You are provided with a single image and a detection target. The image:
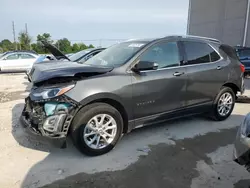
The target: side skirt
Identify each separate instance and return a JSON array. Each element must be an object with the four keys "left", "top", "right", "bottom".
[{"left": 127, "top": 102, "right": 212, "bottom": 133}]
